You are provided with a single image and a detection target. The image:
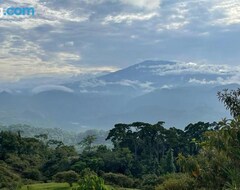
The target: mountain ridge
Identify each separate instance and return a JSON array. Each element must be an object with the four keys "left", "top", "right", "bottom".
[{"left": 0, "top": 60, "right": 237, "bottom": 130}]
